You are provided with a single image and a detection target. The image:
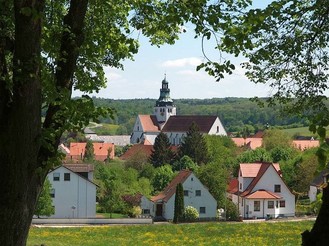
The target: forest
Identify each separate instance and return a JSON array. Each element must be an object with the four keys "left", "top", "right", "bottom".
[{"left": 90, "top": 97, "right": 311, "bottom": 135}]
